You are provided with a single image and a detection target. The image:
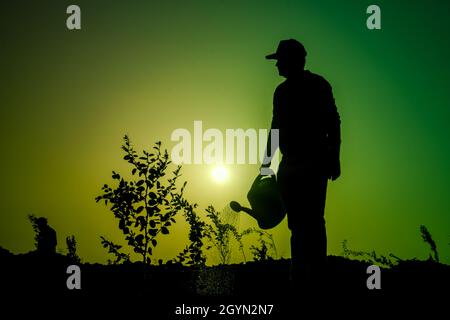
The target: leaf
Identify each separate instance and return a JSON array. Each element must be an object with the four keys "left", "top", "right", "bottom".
[
  {"left": 132, "top": 168, "right": 137, "bottom": 175},
  {"left": 151, "top": 239, "right": 157, "bottom": 247},
  {"left": 135, "top": 234, "right": 144, "bottom": 245},
  {"left": 145, "top": 180, "right": 153, "bottom": 188},
  {"left": 136, "top": 206, "right": 144, "bottom": 214},
  {"left": 146, "top": 207, "right": 154, "bottom": 217},
  {"left": 137, "top": 216, "right": 146, "bottom": 227},
  {"left": 136, "top": 180, "right": 145, "bottom": 186},
  {"left": 161, "top": 227, "right": 169, "bottom": 235}
]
